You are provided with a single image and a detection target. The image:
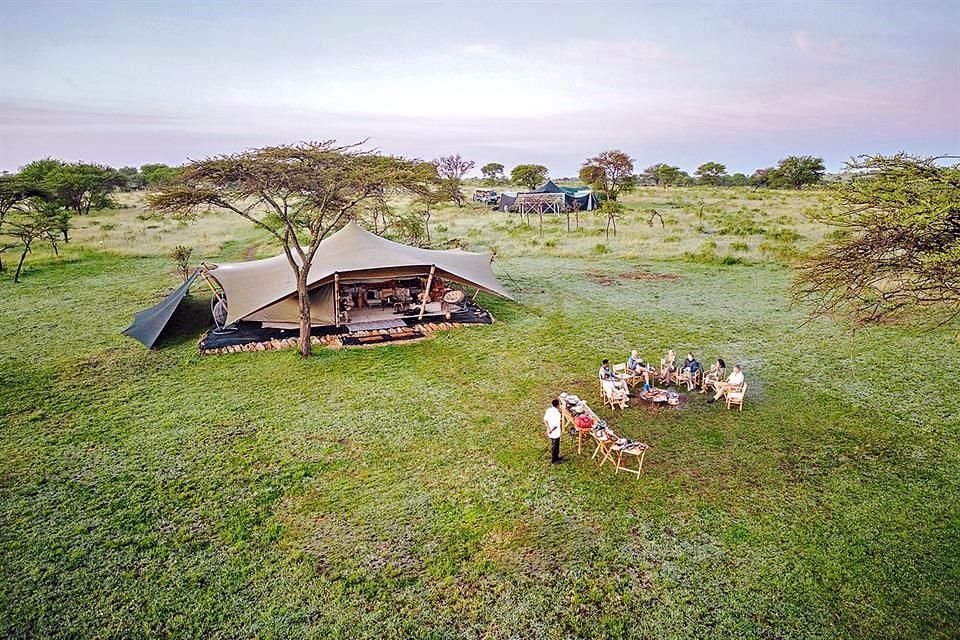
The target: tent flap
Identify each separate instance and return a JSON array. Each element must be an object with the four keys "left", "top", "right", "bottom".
[{"left": 122, "top": 270, "right": 200, "bottom": 348}]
